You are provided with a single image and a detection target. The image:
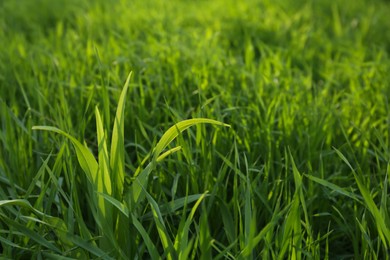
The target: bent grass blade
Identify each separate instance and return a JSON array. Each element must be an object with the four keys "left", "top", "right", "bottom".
[
  {"left": 152, "top": 118, "right": 230, "bottom": 162},
  {"left": 31, "top": 126, "right": 99, "bottom": 186},
  {"left": 129, "top": 118, "right": 230, "bottom": 208}
]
